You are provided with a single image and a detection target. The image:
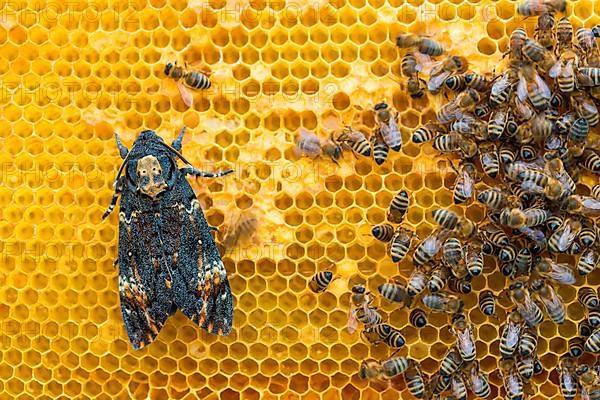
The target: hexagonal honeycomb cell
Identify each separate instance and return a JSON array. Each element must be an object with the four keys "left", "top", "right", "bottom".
[{"left": 1, "top": 0, "right": 599, "bottom": 398}]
